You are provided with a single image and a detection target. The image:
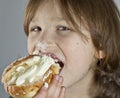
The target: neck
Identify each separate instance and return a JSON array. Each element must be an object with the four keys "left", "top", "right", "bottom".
[{"left": 65, "top": 69, "right": 93, "bottom": 98}]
